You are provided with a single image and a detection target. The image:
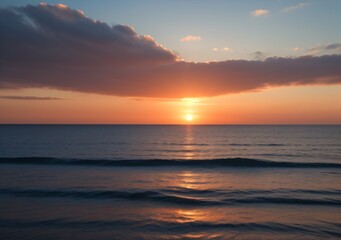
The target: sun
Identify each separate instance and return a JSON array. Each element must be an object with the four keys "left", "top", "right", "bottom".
[{"left": 185, "top": 114, "right": 193, "bottom": 122}]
